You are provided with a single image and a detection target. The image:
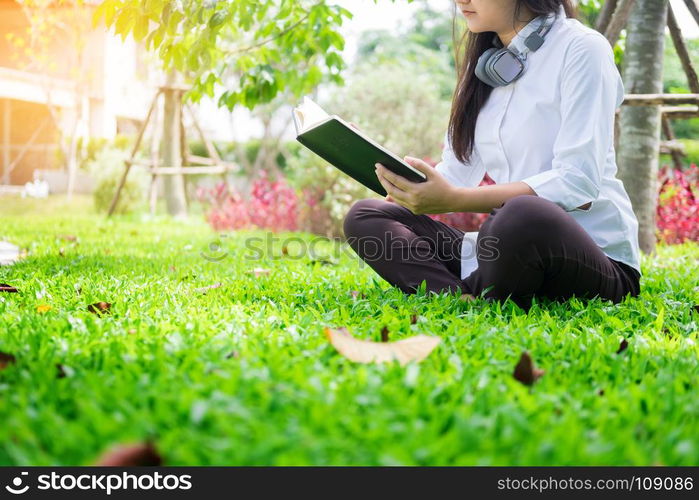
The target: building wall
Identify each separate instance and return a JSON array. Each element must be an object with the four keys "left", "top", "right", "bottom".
[{"left": 0, "top": 0, "right": 155, "bottom": 186}]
